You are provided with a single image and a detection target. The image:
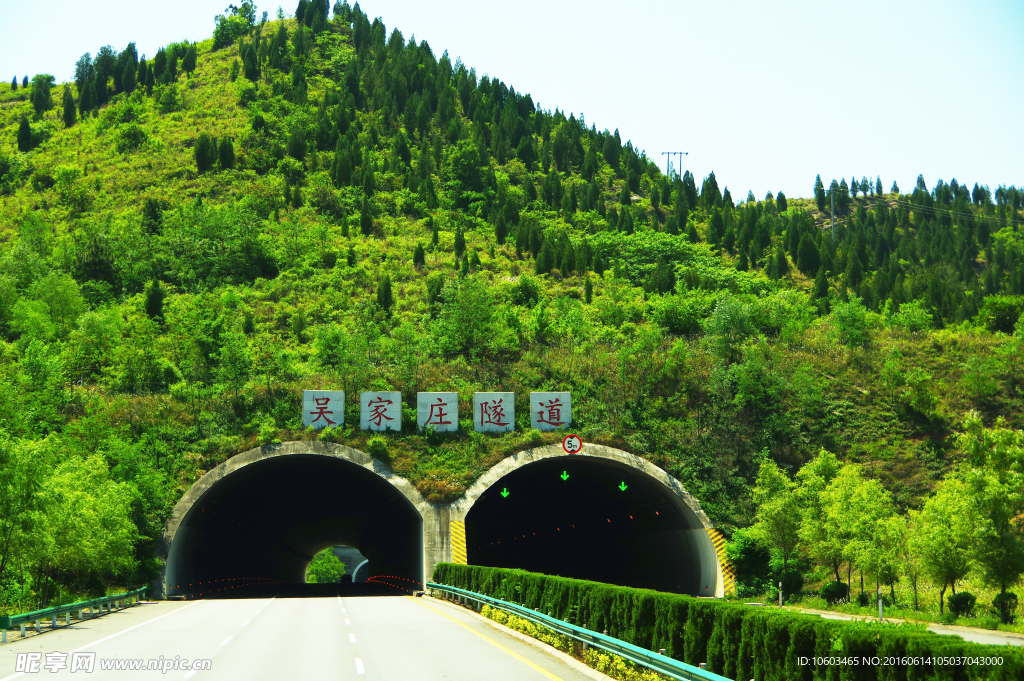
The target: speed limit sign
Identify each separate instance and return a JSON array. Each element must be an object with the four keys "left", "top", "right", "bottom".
[{"left": 562, "top": 434, "right": 582, "bottom": 454}]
